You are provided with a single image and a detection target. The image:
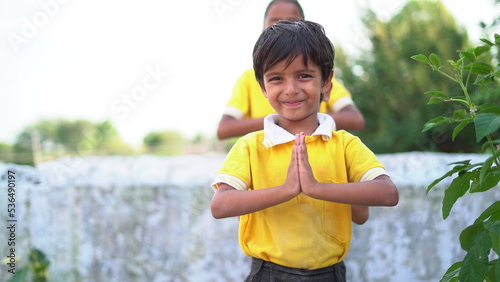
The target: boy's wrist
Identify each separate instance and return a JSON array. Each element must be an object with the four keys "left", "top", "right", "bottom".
[
  {"left": 279, "top": 184, "right": 299, "bottom": 202},
  {"left": 302, "top": 181, "right": 322, "bottom": 199}
]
